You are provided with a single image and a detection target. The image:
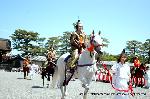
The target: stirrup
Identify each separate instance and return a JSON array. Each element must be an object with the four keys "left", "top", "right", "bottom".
[{"left": 70, "top": 68, "right": 74, "bottom": 73}]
